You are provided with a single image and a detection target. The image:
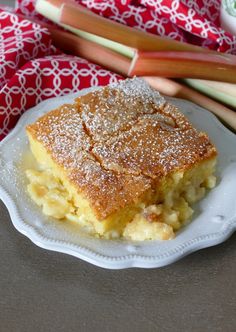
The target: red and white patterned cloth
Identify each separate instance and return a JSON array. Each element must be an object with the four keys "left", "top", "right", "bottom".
[
  {"left": 0, "top": 6, "right": 121, "bottom": 140},
  {"left": 1, "top": 0, "right": 236, "bottom": 140}
]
